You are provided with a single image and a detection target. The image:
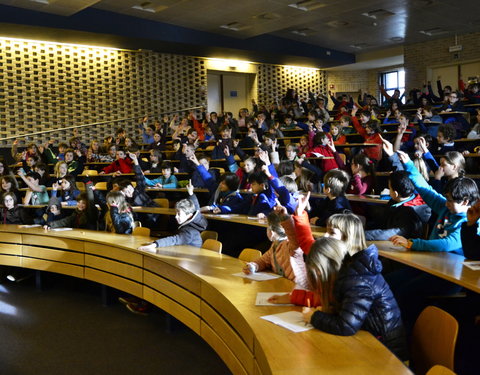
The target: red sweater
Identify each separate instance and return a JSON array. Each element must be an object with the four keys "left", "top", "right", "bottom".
[
  {"left": 351, "top": 116, "right": 383, "bottom": 161},
  {"left": 102, "top": 158, "right": 133, "bottom": 174}
]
